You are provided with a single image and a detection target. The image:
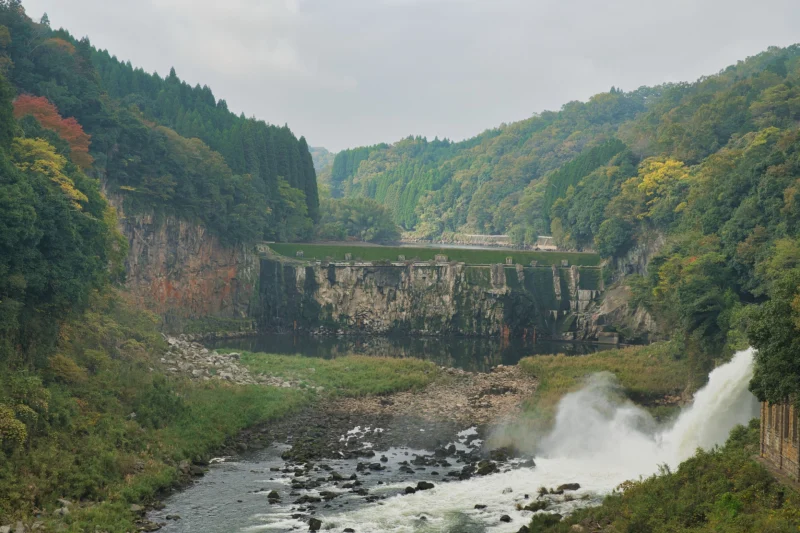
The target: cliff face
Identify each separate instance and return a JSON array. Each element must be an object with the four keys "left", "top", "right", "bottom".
[
  {"left": 257, "top": 254, "right": 607, "bottom": 340},
  {"left": 116, "top": 205, "right": 259, "bottom": 329}
]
